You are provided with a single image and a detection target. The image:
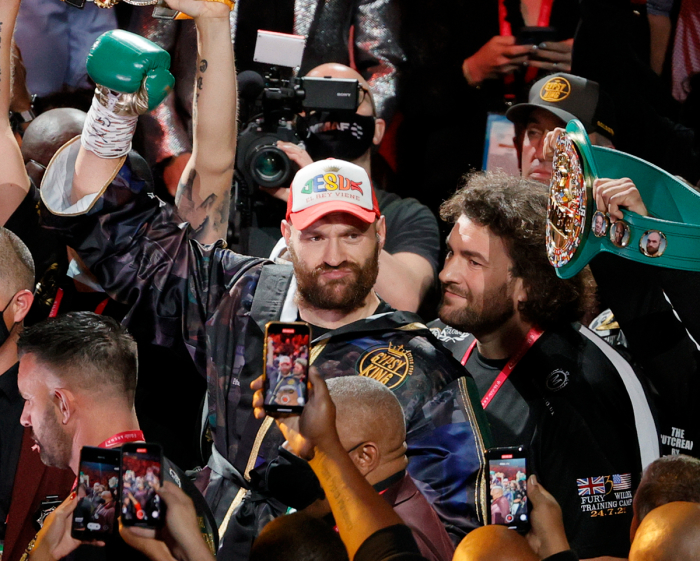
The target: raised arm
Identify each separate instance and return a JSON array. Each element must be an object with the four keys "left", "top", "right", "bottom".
[
  {"left": 173, "top": 0, "right": 236, "bottom": 244},
  {"left": 72, "top": 0, "right": 235, "bottom": 223},
  {"left": 0, "top": 0, "right": 30, "bottom": 226},
  {"left": 251, "top": 370, "right": 419, "bottom": 560}
]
